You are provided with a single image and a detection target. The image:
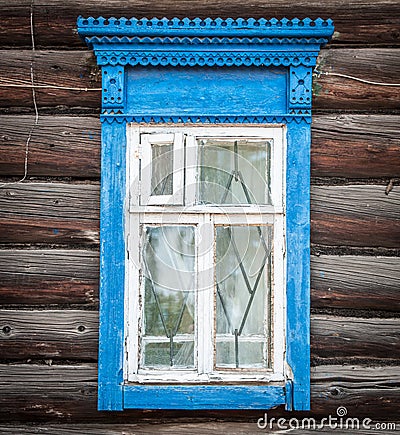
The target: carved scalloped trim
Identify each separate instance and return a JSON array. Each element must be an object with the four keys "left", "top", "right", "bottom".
[
  {"left": 77, "top": 17, "right": 334, "bottom": 38},
  {"left": 100, "top": 114, "right": 311, "bottom": 124},
  {"left": 86, "top": 35, "right": 330, "bottom": 45},
  {"left": 96, "top": 51, "right": 319, "bottom": 67}
]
